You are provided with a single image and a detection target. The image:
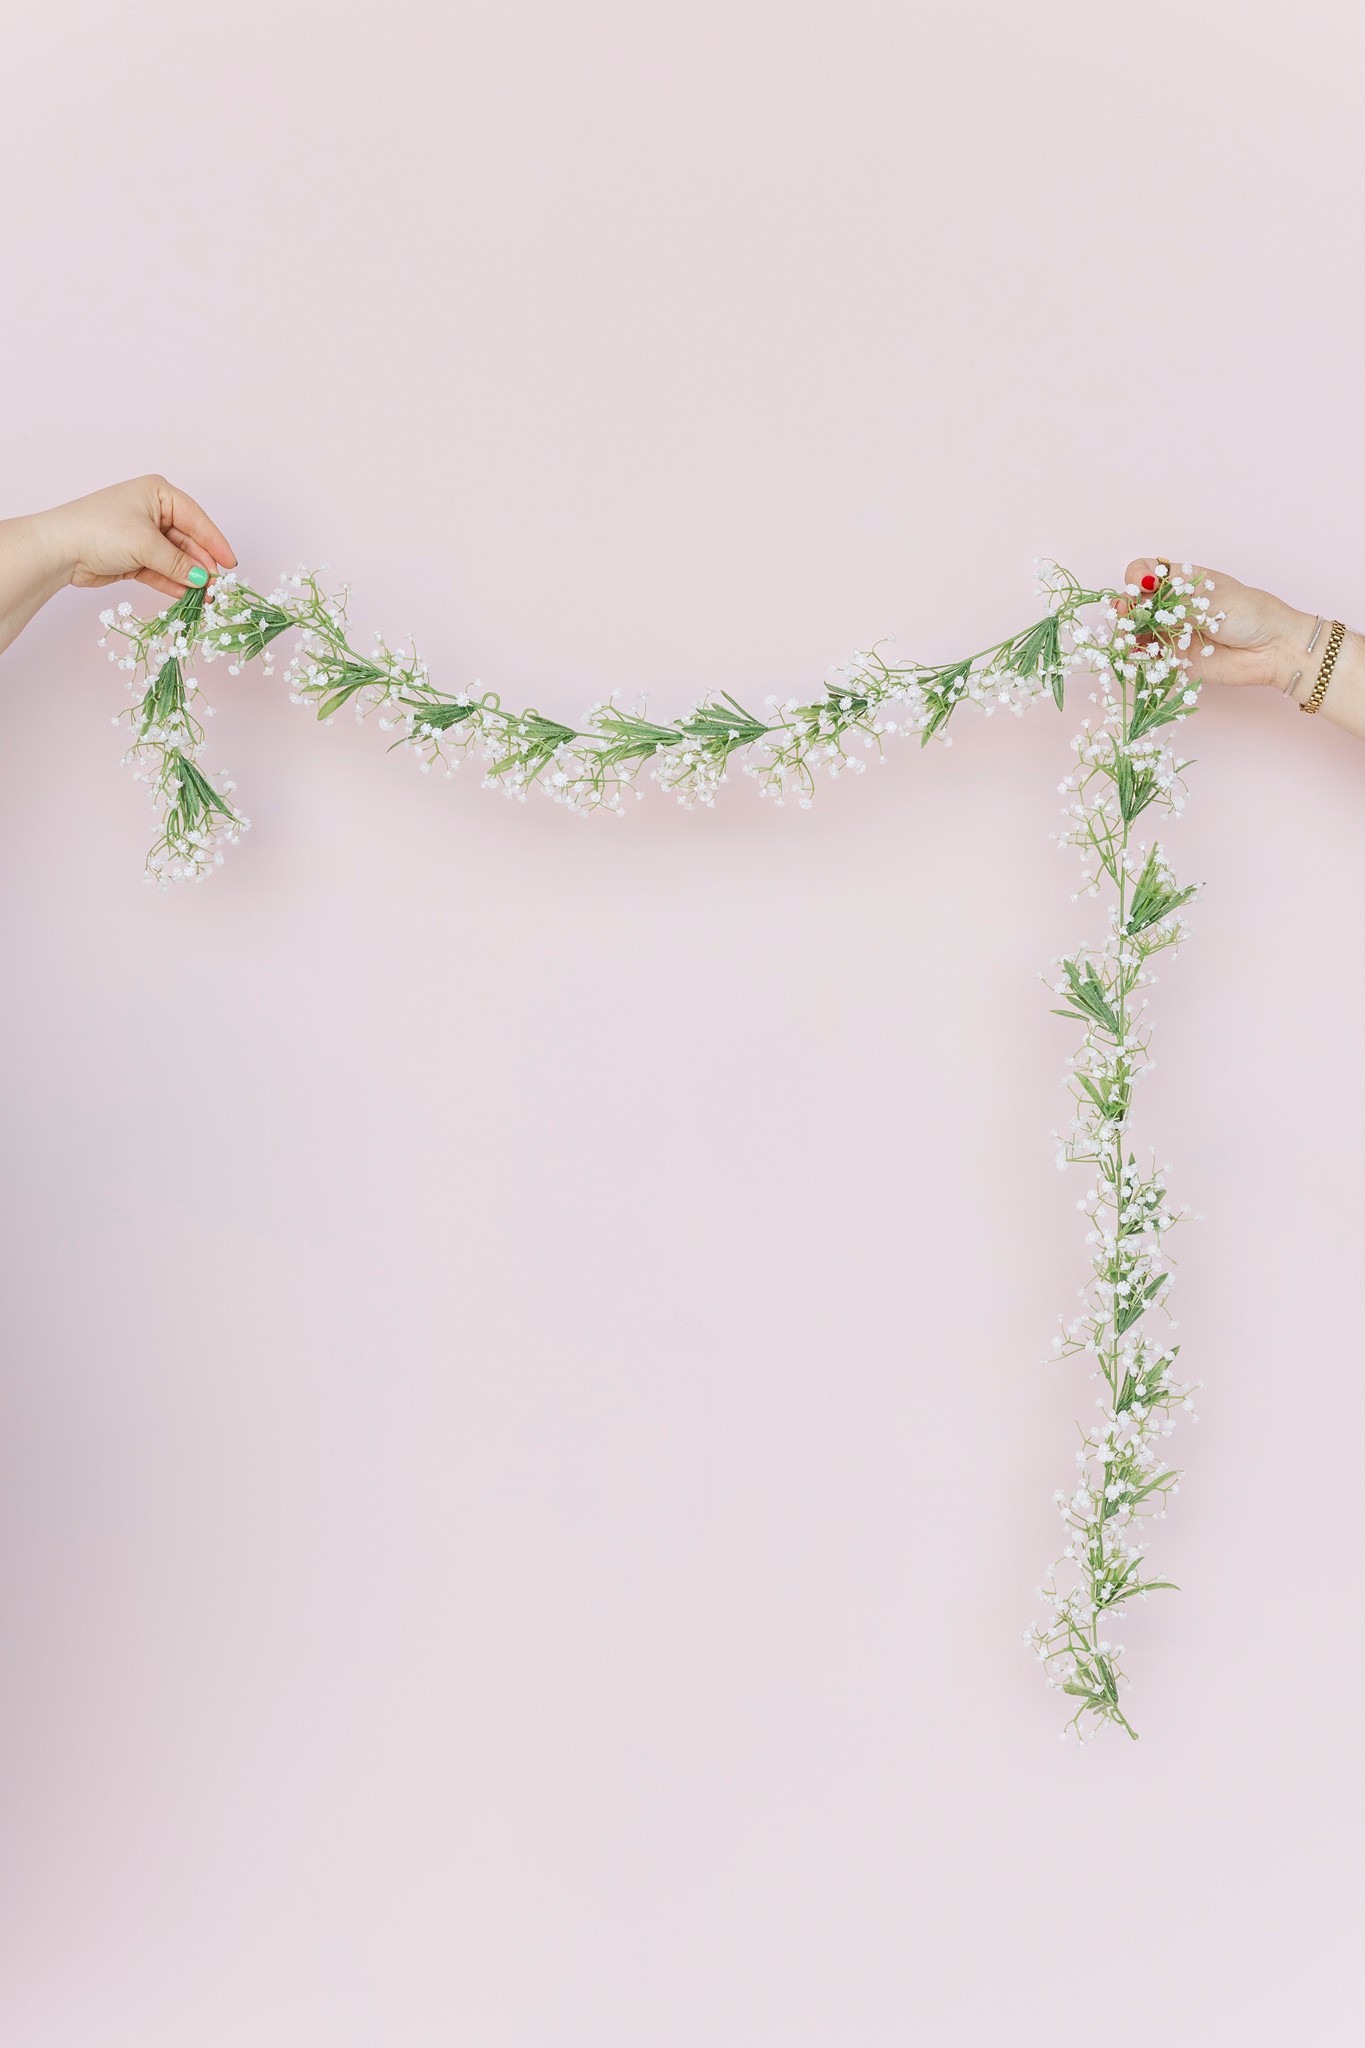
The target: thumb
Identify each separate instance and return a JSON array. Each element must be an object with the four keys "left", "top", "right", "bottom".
[{"left": 1122, "top": 557, "right": 1174, "bottom": 595}]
